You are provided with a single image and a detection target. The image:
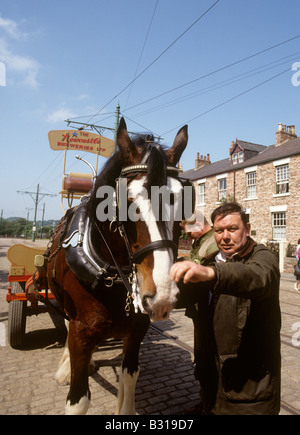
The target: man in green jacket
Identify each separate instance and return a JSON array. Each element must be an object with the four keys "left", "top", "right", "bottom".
[
  {"left": 182, "top": 213, "right": 218, "bottom": 264},
  {"left": 170, "top": 202, "right": 281, "bottom": 415}
]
